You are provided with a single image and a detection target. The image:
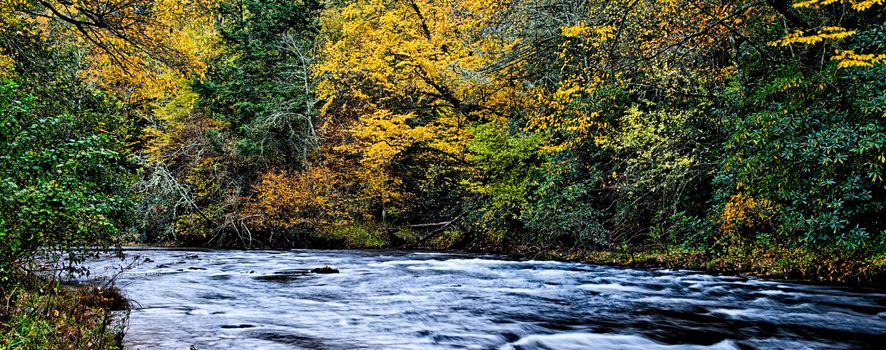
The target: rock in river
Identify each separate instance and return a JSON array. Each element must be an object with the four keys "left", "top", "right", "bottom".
[{"left": 310, "top": 266, "right": 339, "bottom": 274}]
